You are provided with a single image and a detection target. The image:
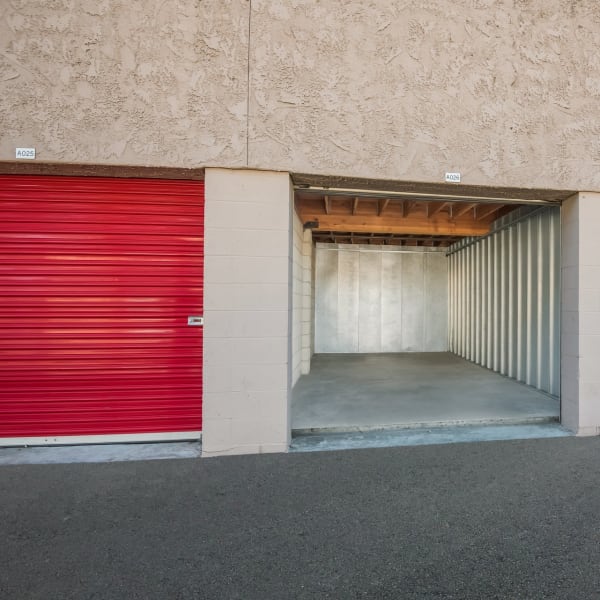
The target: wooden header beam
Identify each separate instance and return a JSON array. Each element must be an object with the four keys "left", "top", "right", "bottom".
[{"left": 298, "top": 212, "right": 490, "bottom": 236}]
